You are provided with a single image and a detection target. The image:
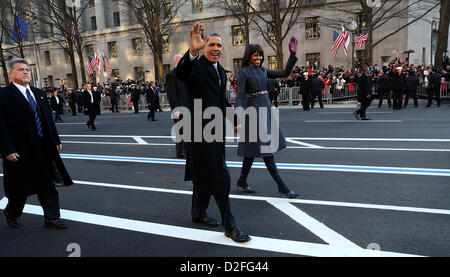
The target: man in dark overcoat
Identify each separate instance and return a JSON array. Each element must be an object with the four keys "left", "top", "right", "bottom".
[
  {"left": 83, "top": 83, "right": 97, "bottom": 130},
  {"left": 176, "top": 22, "right": 250, "bottom": 243},
  {"left": 0, "top": 59, "right": 73, "bottom": 229},
  {"left": 354, "top": 65, "right": 373, "bottom": 120},
  {"left": 145, "top": 82, "right": 158, "bottom": 121},
  {"left": 166, "top": 54, "right": 191, "bottom": 157}
]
